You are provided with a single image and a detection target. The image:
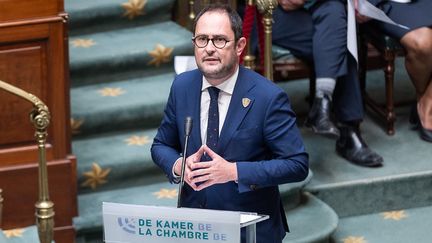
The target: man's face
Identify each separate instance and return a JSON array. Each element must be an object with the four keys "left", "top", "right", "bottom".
[{"left": 193, "top": 11, "right": 245, "bottom": 84}]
